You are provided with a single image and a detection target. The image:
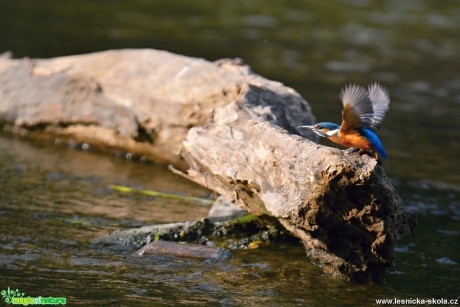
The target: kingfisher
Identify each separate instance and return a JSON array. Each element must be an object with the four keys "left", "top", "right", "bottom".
[{"left": 299, "top": 83, "right": 390, "bottom": 160}]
